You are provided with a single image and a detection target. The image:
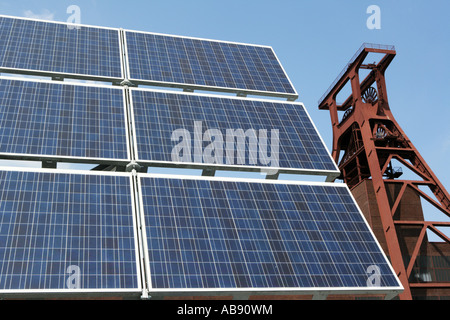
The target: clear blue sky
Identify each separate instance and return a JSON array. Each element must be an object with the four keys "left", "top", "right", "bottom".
[{"left": 1, "top": 1, "right": 450, "bottom": 231}]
